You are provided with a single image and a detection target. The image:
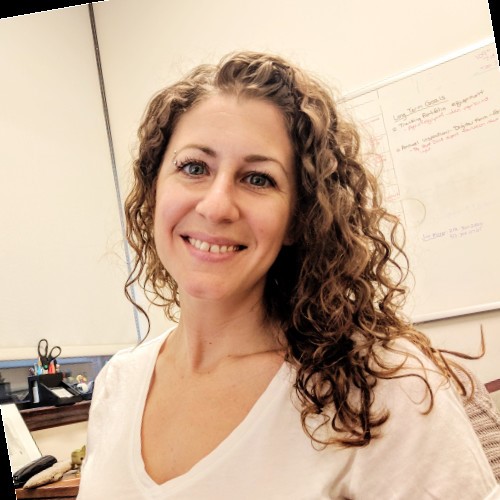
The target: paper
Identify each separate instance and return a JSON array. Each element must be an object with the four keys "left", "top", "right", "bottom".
[
  {"left": 50, "top": 387, "right": 74, "bottom": 398},
  {"left": 1, "top": 403, "right": 41, "bottom": 474}
]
